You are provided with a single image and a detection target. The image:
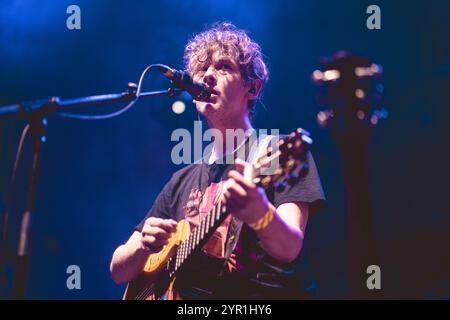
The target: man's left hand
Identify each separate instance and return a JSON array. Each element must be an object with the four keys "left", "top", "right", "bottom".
[{"left": 222, "top": 159, "right": 269, "bottom": 225}]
